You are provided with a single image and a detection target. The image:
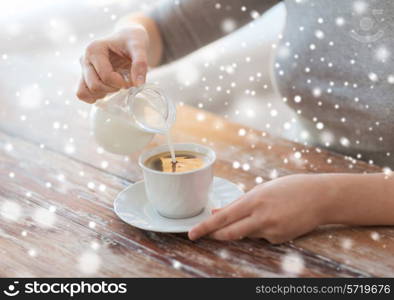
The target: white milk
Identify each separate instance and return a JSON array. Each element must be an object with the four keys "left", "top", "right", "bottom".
[
  {"left": 166, "top": 132, "right": 176, "bottom": 163},
  {"left": 90, "top": 88, "right": 175, "bottom": 157},
  {"left": 90, "top": 105, "right": 154, "bottom": 155}
]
